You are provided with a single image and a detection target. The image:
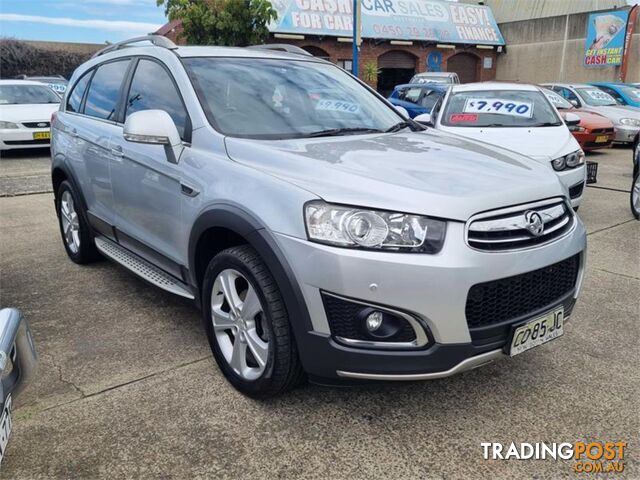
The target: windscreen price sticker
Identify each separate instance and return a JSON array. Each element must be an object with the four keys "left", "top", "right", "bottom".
[
  {"left": 463, "top": 98, "right": 534, "bottom": 118},
  {"left": 584, "top": 90, "right": 615, "bottom": 102},
  {"left": 315, "top": 99, "right": 360, "bottom": 114}
]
